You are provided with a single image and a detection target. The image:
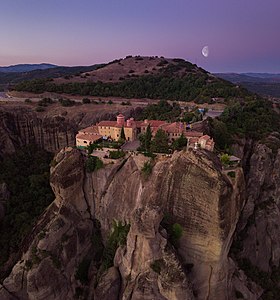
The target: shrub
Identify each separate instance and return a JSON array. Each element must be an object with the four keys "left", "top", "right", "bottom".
[
  {"left": 172, "top": 223, "right": 183, "bottom": 243},
  {"left": 25, "top": 98, "right": 32, "bottom": 103},
  {"left": 108, "top": 100, "right": 113, "bottom": 105},
  {"left": 109, "top": 150, "right": 125, "bottom": 159},
  {"left": 101, "top": 221, "right": 130, "bottom": 271},
  {"left": 220, "top": 153, "right": 230, "bottom": 166},
  {"left": 38, "top": 97, "right": 54, "bottom": 106},
  {"left": 228, "top": 171, "right": 236, "bottom": 178},
  {"left": 150, "top": 259, "right": 164, "bottom": 274},
  {"left": 160, "top": 216, "right": 183, "bottom": 247},
  {"left": 59, "top": 98, "right": 75, "bottom": 107},
  {"left": 141, "top": 161, "right": 153, "bottom": 178},
  {"left": 35, "top": 106, "right": 45, "bottom": 112},
  {"left": 82, "top": 98, "right": 91, "bottom": 104},
  {"left": 85, "top": 156, "right": 103, "bottom": 172}
]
